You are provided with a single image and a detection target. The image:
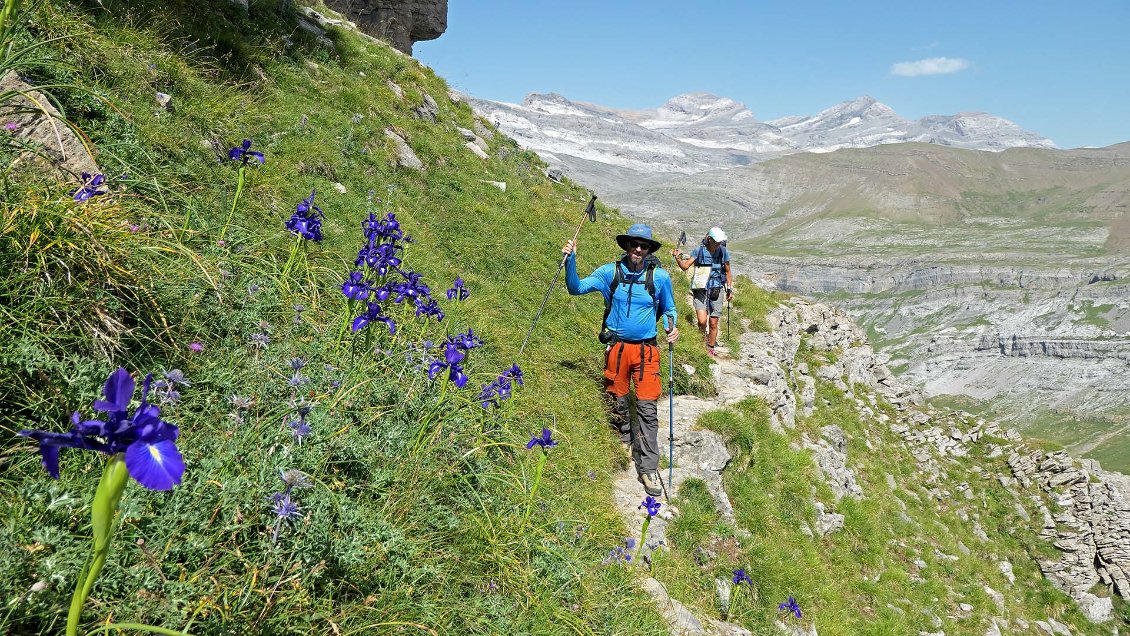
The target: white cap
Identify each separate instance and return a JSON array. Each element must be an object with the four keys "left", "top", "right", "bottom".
[{"left": 707, "top": 227, "right": 727, "bottom": 242}]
